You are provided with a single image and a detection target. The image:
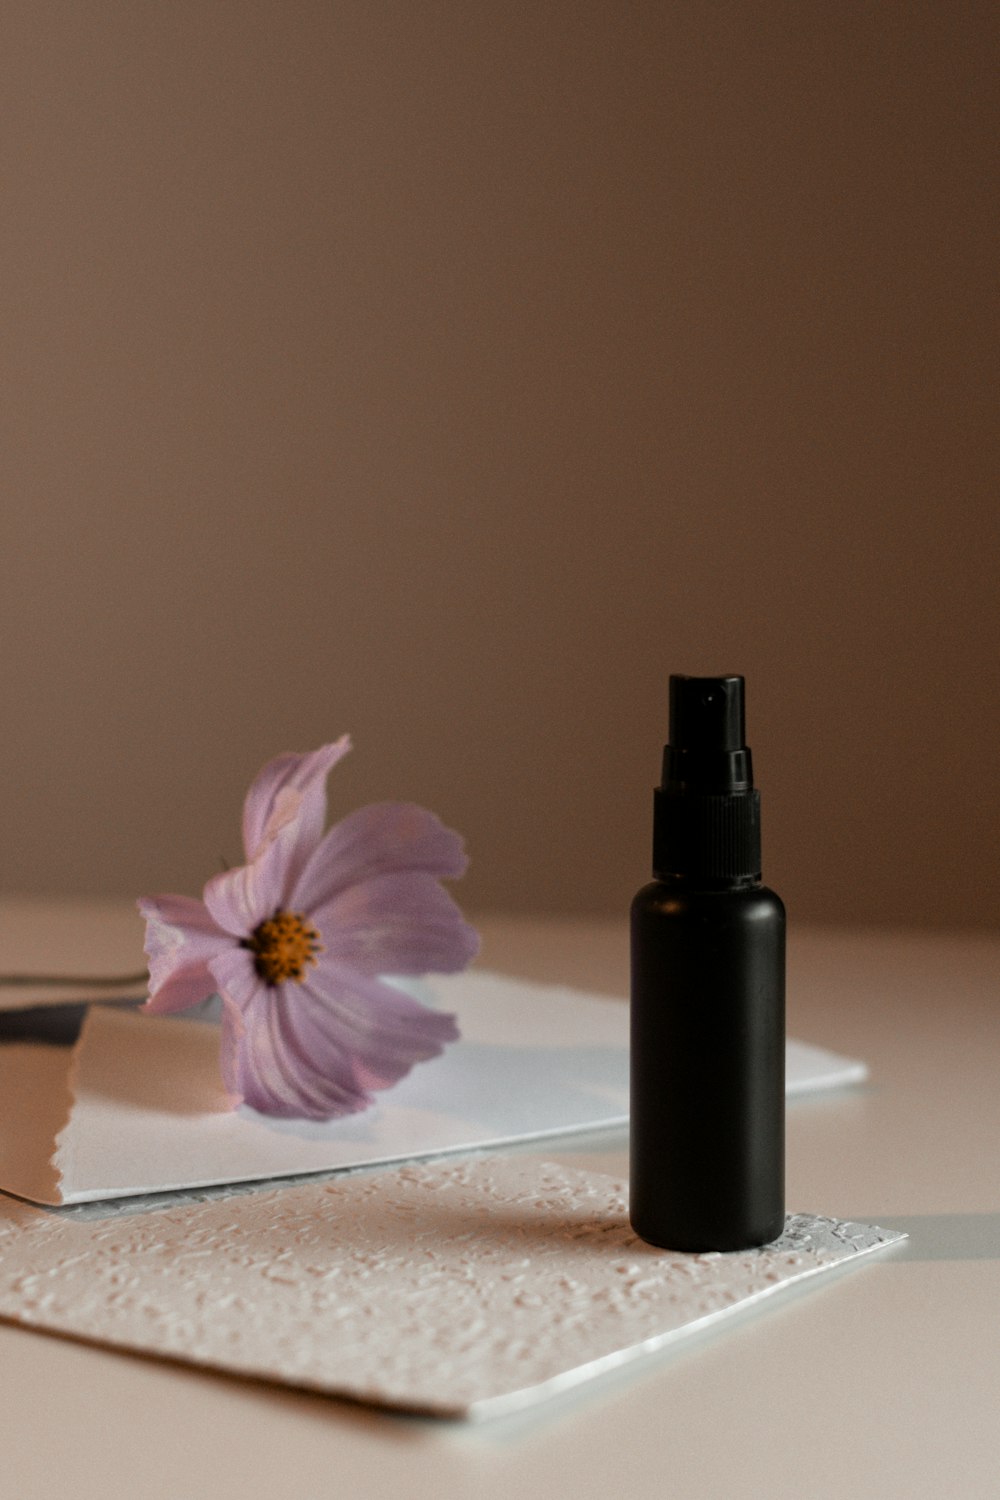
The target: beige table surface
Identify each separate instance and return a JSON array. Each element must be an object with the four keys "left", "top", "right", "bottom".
[{"left": 0, "top": 900, "right": 998, "bottom": 1499}]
